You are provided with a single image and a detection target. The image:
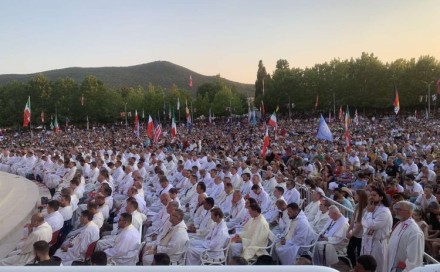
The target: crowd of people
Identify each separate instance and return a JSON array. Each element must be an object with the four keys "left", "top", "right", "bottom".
[{"left": 0, "top": 113, "right": 438, "bottom": 271}]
